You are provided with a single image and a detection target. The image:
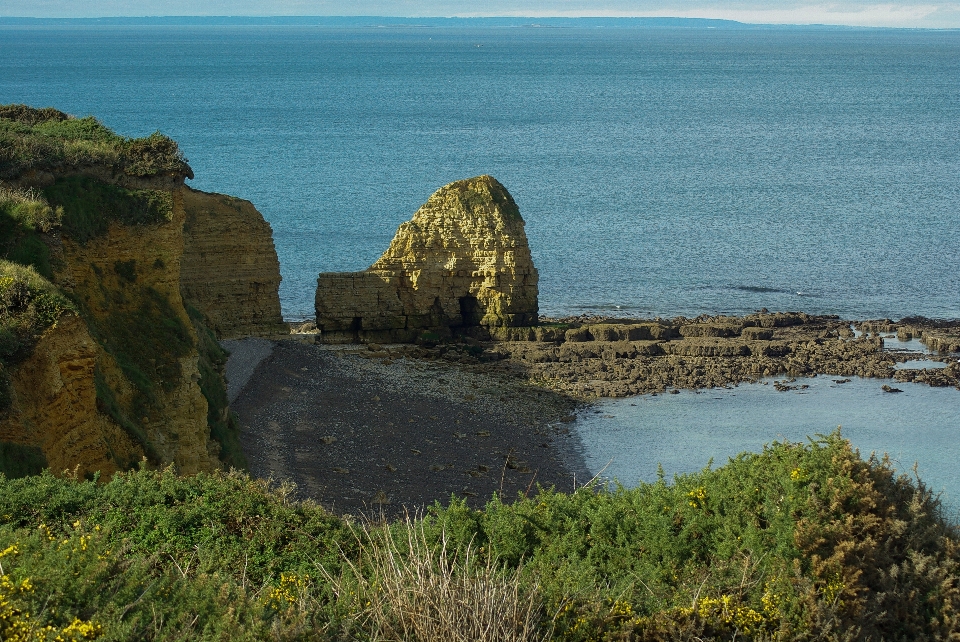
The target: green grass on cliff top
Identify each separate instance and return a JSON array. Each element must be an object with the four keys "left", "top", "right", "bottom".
[
  {"left": 0, "top": 432, "right": 957, "bottom": 641},
  {"left": 0, "top": 104, "right": 191, "bottom": 181}
]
